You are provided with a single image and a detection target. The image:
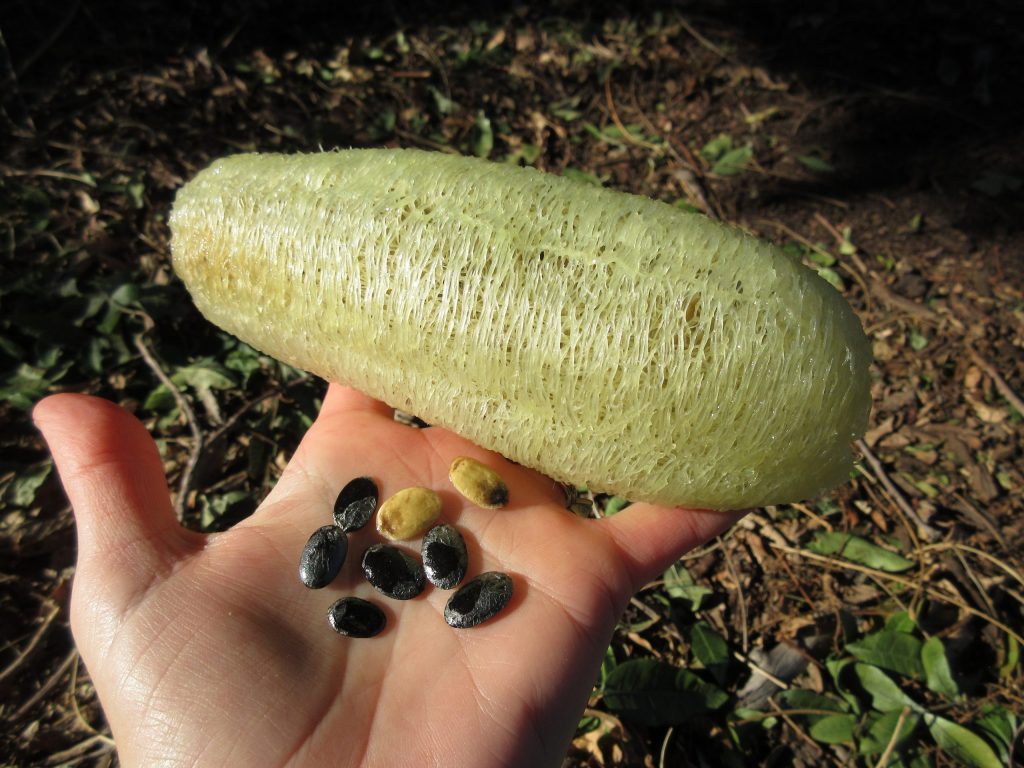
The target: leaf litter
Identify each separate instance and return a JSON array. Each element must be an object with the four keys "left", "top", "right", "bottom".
[{"left": 2, "top": 3, "right": 1023, "bottom": 766}]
